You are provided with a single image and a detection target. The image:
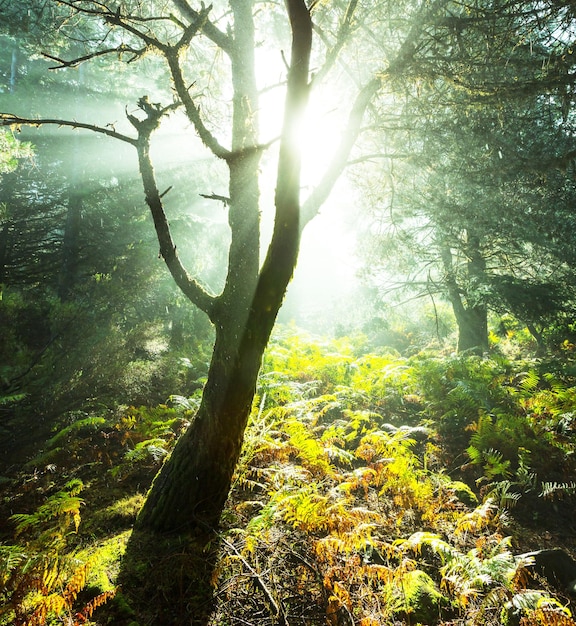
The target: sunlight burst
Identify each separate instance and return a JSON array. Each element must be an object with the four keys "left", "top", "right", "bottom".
[{"left": 258, "top": 62, "right": 343, "bottom": 189}]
